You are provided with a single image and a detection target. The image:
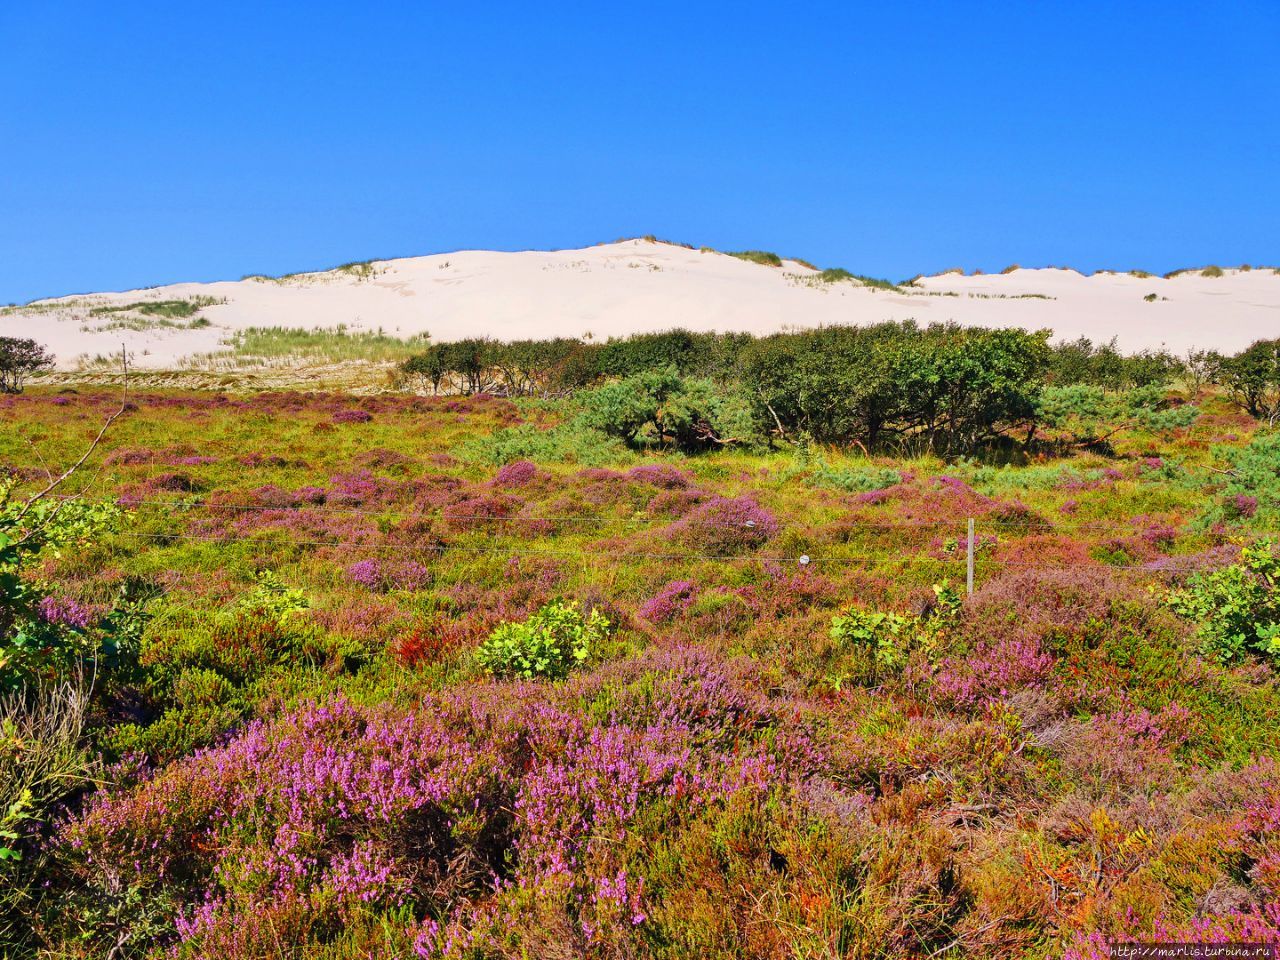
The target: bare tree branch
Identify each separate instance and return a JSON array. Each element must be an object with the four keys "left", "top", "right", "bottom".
[{"left": 10, "top": 347, "right": 129, "bottom": 536}]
